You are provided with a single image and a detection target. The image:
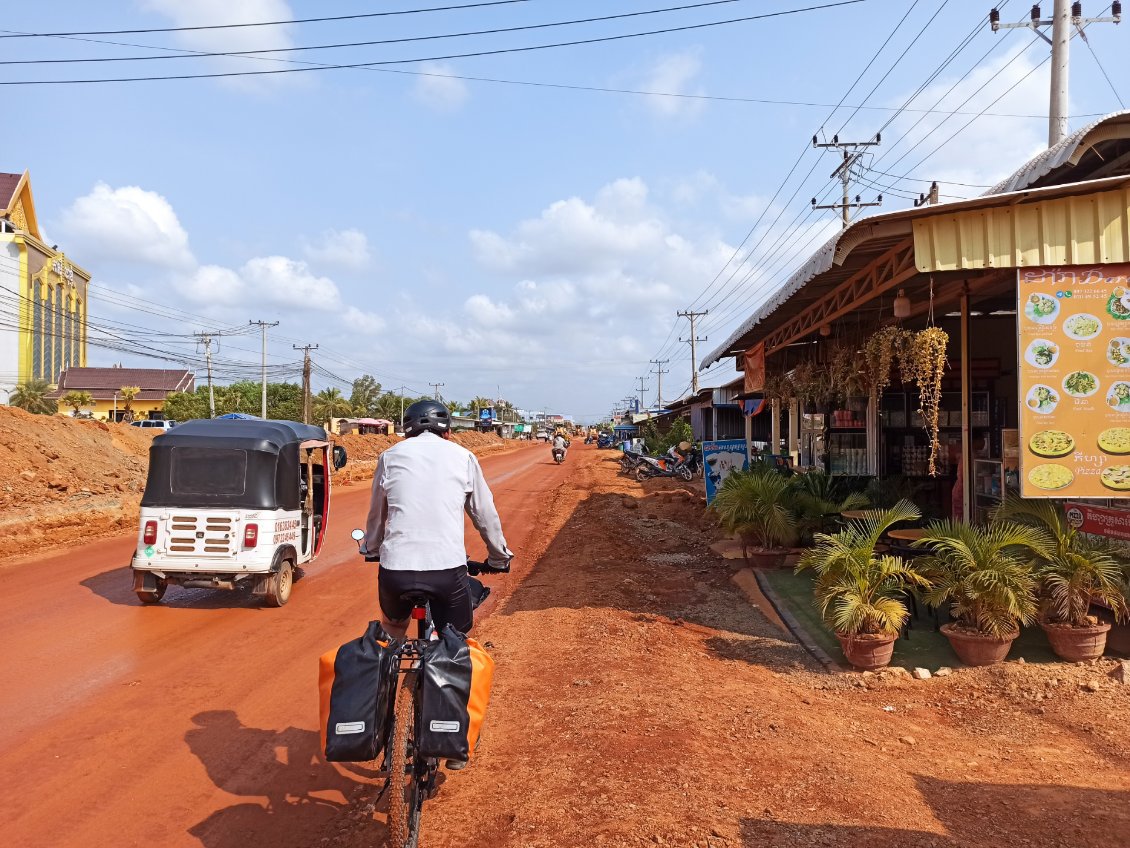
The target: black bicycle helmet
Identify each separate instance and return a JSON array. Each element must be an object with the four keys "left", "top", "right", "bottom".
[{"left": 403, "top": 399, "right": 451, "bottom": 437}]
